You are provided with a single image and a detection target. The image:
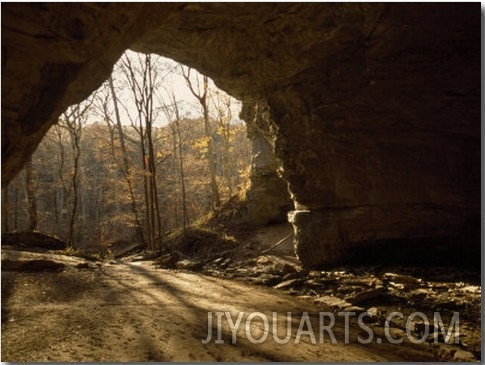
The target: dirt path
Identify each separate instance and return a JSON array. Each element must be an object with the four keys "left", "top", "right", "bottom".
[{"left": 1, "top": 259, "right": 440, "bottom": 362}]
